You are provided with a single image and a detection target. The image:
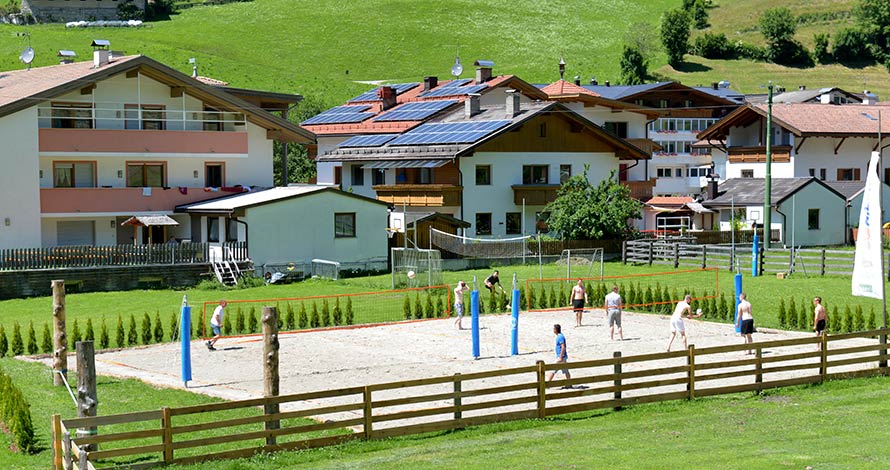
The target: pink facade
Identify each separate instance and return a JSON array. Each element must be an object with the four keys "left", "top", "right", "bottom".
[
  {"left": 40, "top": 187, "right": 236, "bottom": 214},
  {"left": 39, "top": 129, "right": 249, "bottom": 155}
]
